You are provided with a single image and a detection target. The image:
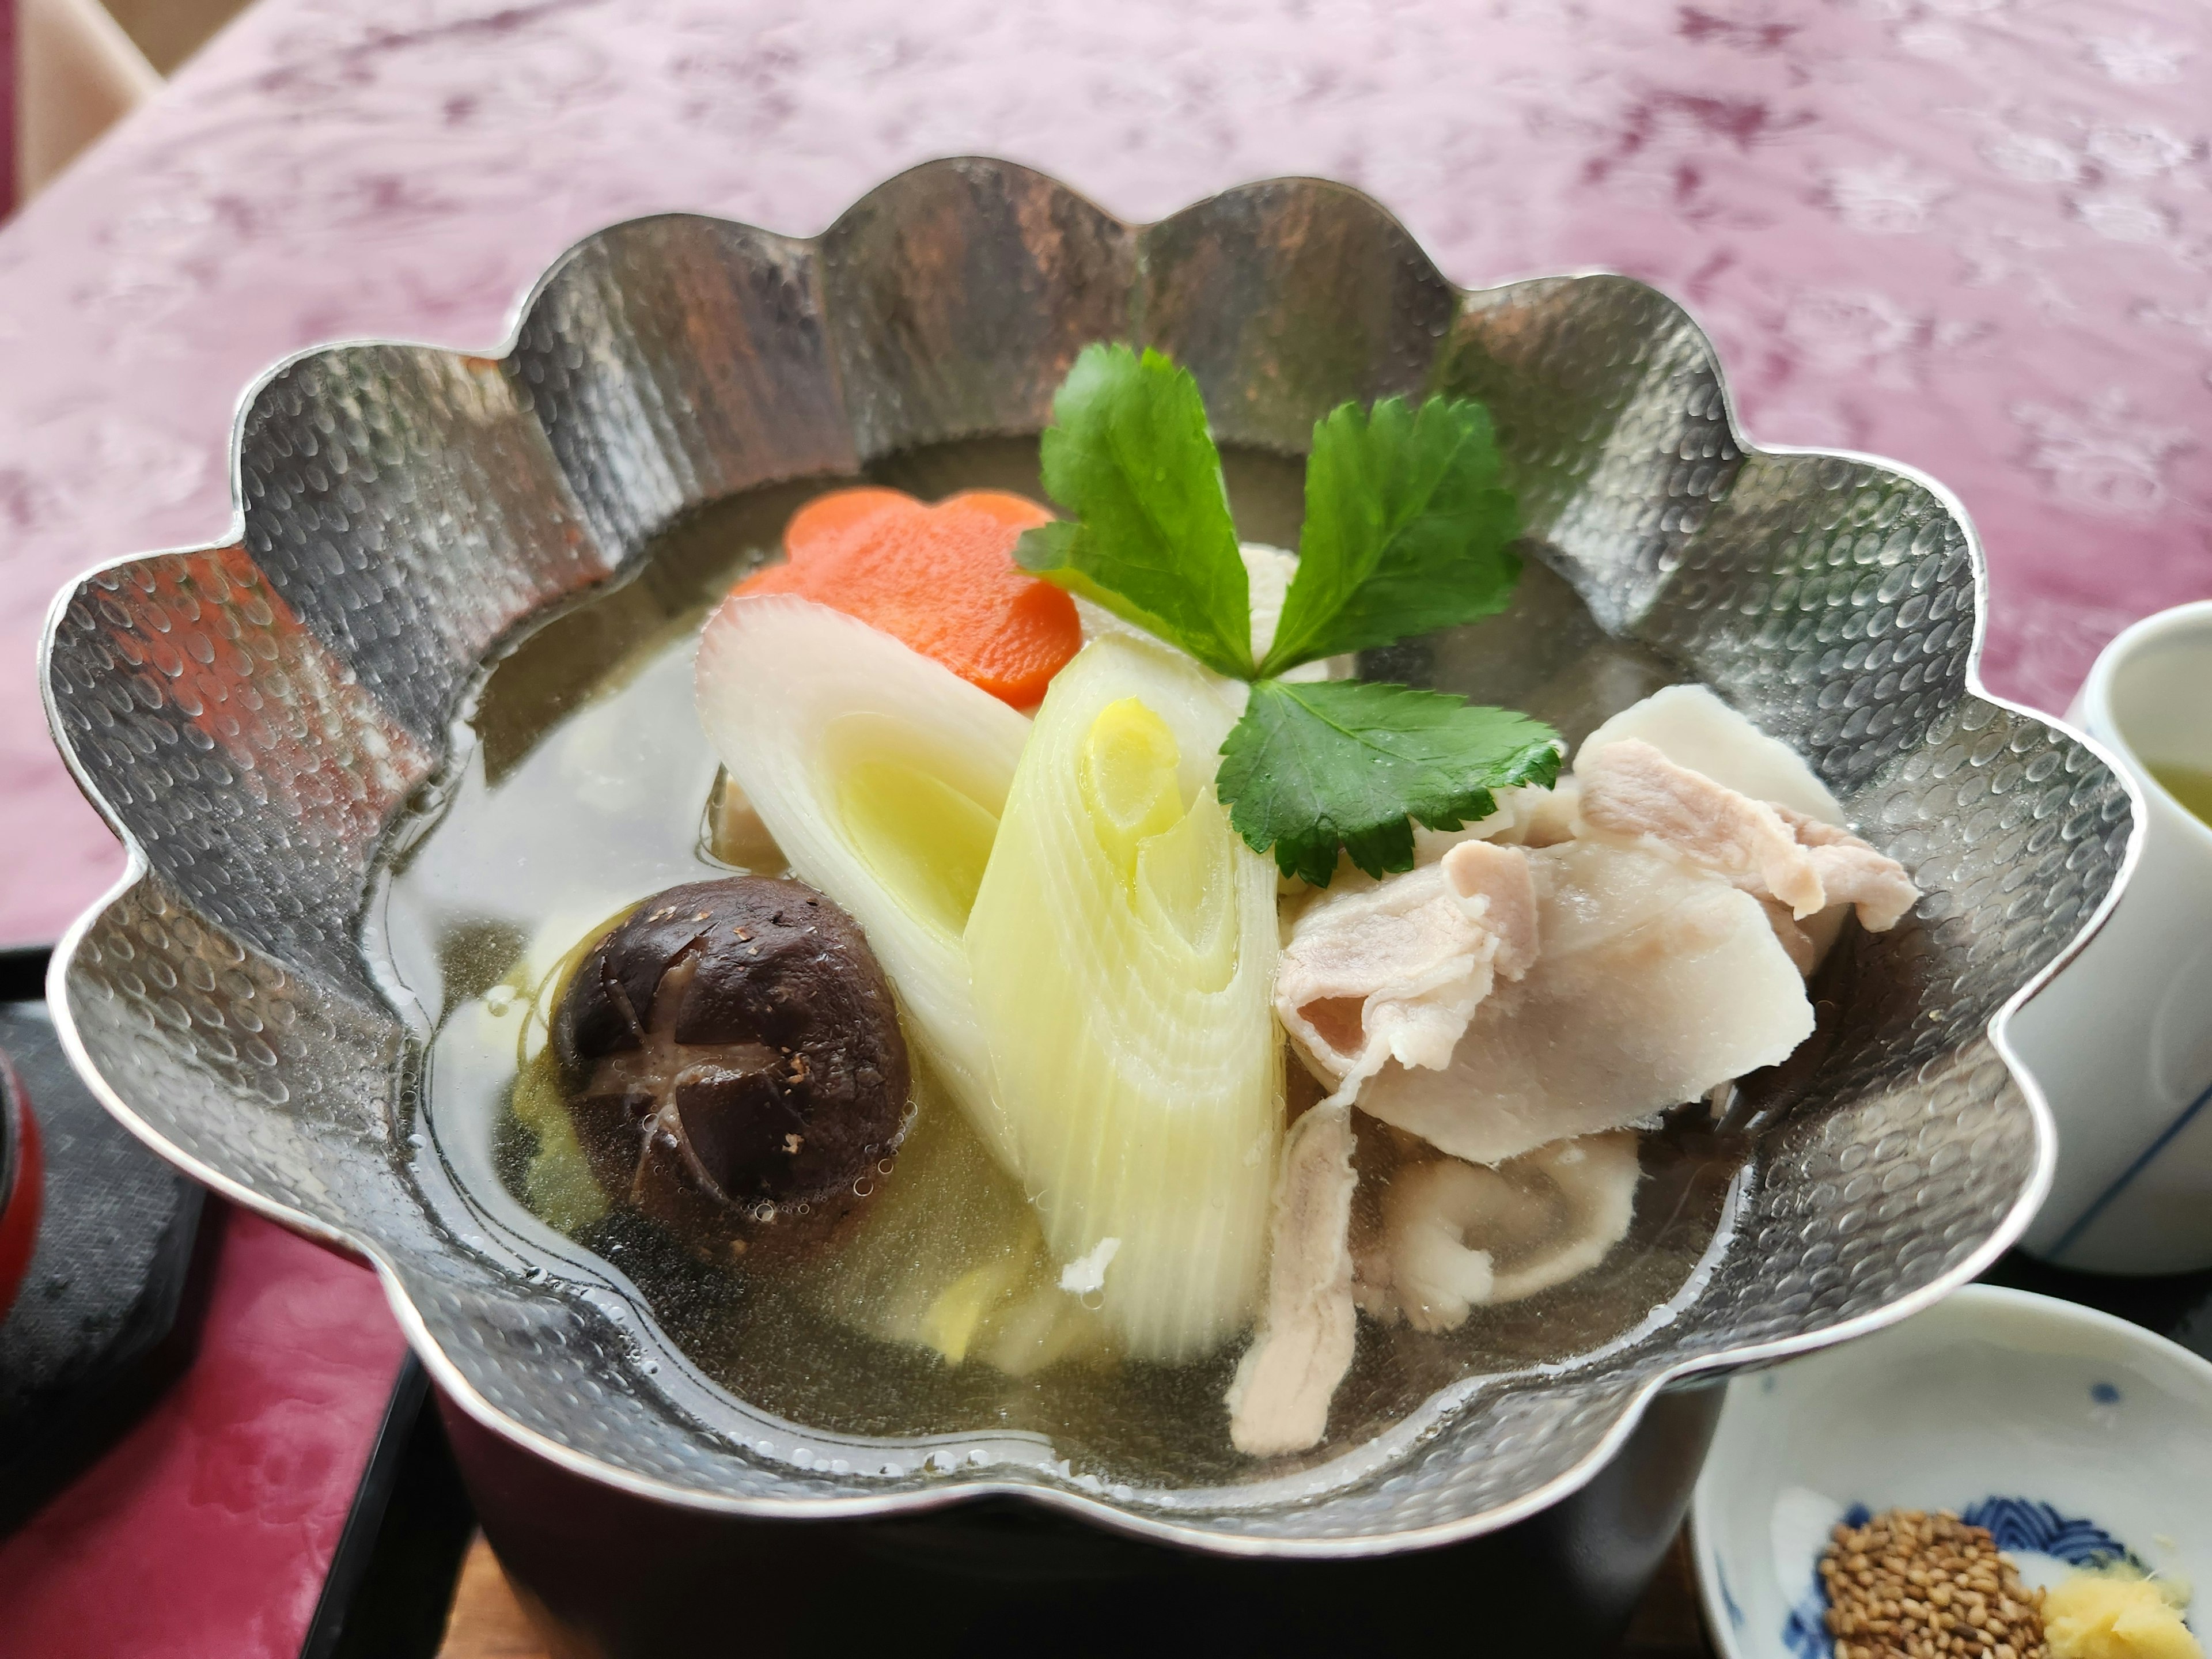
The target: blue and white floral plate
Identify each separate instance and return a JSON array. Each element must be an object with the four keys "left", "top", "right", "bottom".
[{"left": 1691, "top": 1284, "right": 2211, "bottom": 1658}]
